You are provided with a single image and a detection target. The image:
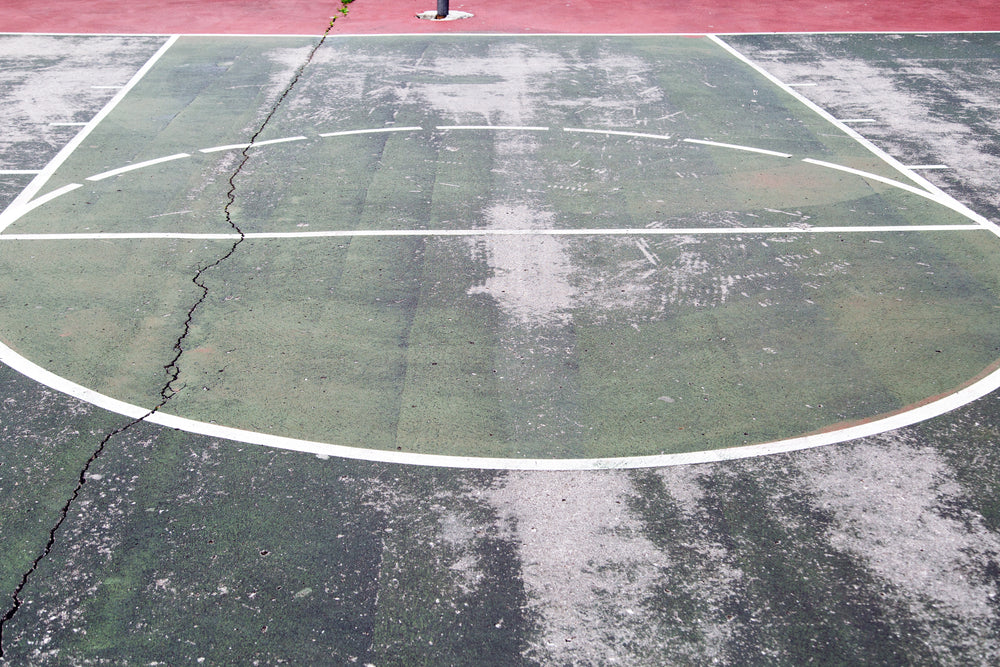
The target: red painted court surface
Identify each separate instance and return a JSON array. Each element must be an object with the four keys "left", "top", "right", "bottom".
[{"left": 1, "top": 0, "right": 998, "bottom": 35}]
